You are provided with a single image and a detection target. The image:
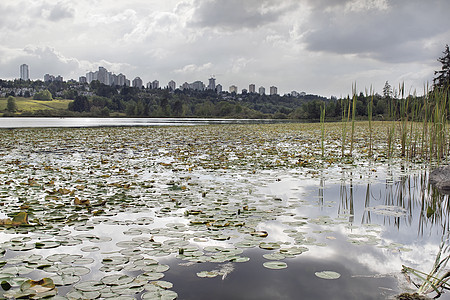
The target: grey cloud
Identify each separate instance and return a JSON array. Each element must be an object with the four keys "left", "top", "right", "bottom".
[
  {"left": 189, "top": 0, "right": 298, "bottom": 30},
  {"left": 20, "top": 46, "right": 80, "bottom": 79},
  {"left": 303, "top": 0, "right": 450, "bottom": 63},
  {"left": 48, "top": 3, "right": 74, "bottom": 21}
]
